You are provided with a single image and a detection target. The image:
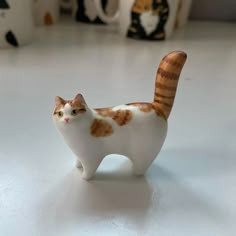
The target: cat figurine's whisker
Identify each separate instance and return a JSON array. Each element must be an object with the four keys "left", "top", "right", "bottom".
[{"left": 53, "top": 51, "right": 187, "bottom": 180}]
